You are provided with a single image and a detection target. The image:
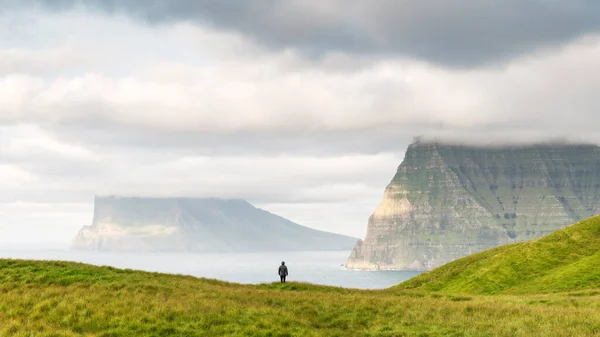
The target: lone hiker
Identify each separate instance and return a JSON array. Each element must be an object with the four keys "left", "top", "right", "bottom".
[{"left": 278, "top": 261, "right": 288, "bottom": 283}]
